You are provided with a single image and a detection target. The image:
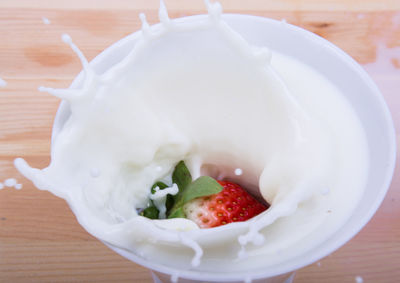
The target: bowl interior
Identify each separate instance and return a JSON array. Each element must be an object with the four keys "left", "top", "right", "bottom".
[{"left": 53, "top": 14, "right": 396, "bottom": 281}]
